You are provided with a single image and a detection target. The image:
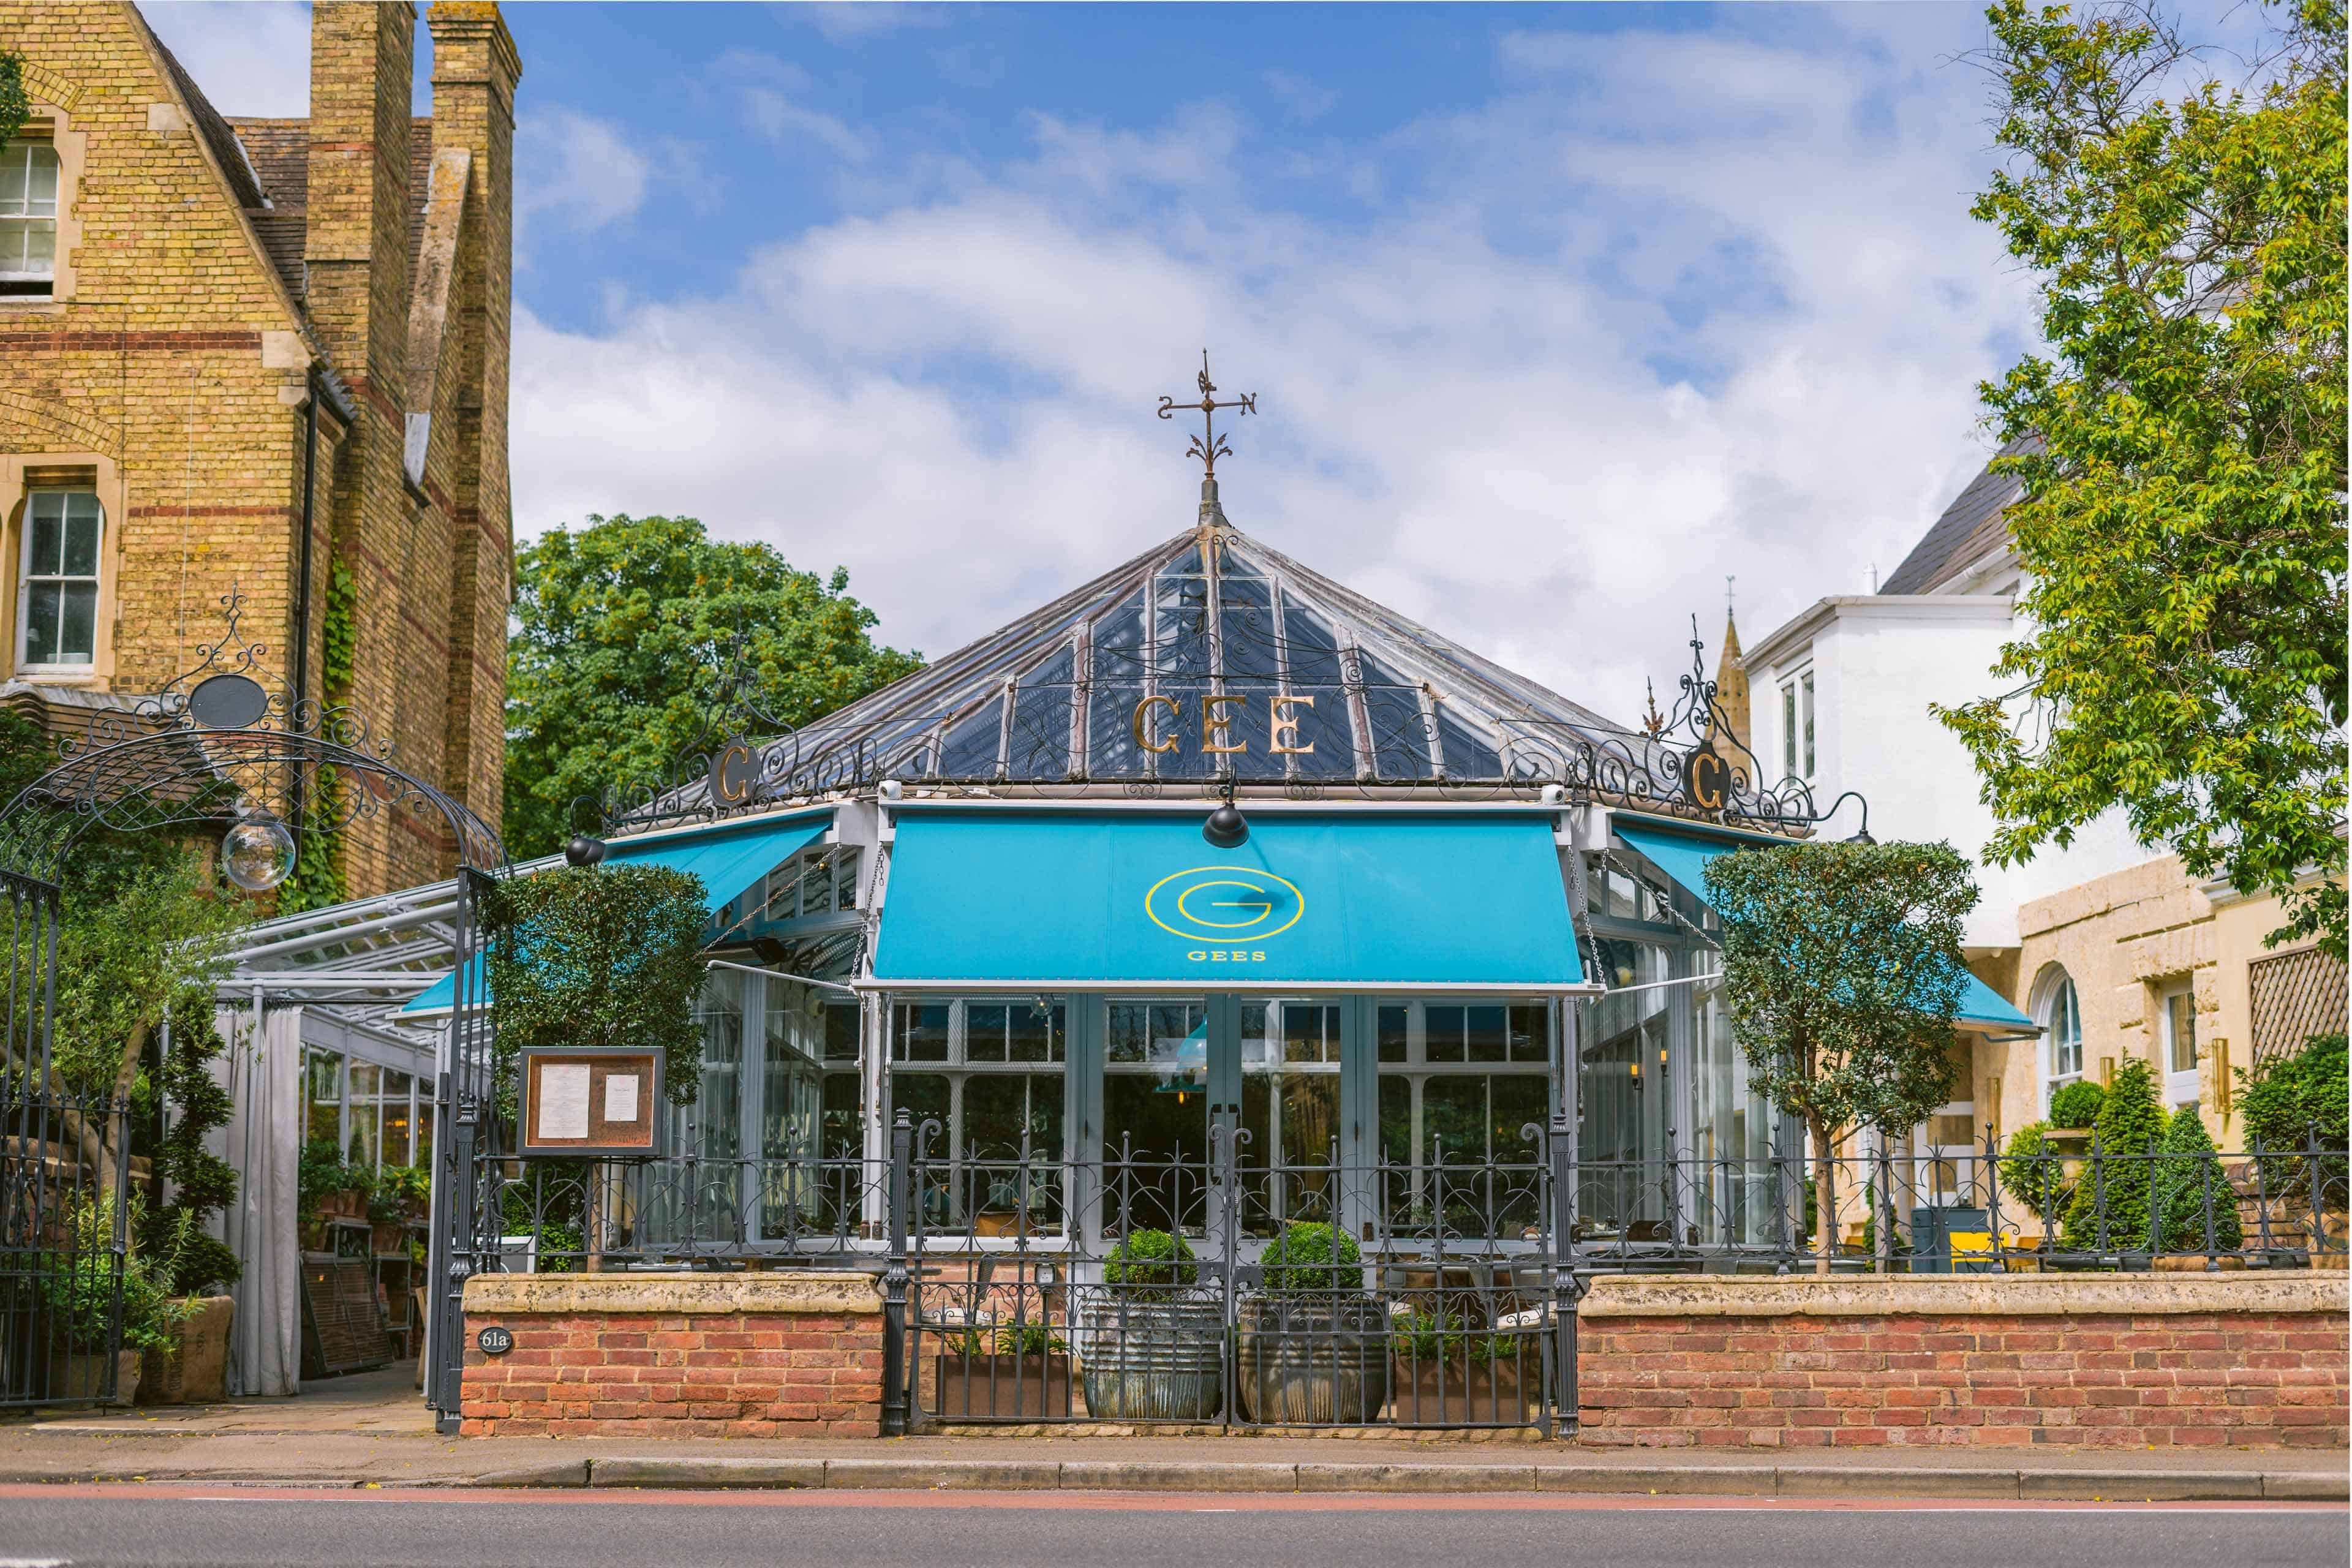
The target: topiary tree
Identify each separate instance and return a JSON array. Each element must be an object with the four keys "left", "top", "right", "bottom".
[
  {"left": 2047, "top": 1079, "right": 2106, "bottom": 1130},
  {"left": 482, "top": 863, "right": 710, "bottom": 1112},
  {"left": 1703, "top": 840, "right": 1979, "bottom": 1274},
  {"left": 1997, "top": 1121, "right": 2071, "bottom": 1229},
  {"left": 2156, "top": 1102, "right": 2244, "bottom": 1253},
  {"left": 2061, "top": 1057, "right": 2168, "bottom": 1251},
  {"left": 138, "top": 1005, "right": 242, "bottom": 1297},
  {"left": 1101, "top": 1227, "right": 1197, "bottom": 1300},
  {"left": 1257, "top": 1221, "right": 1362, "bottom": 1296}
]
